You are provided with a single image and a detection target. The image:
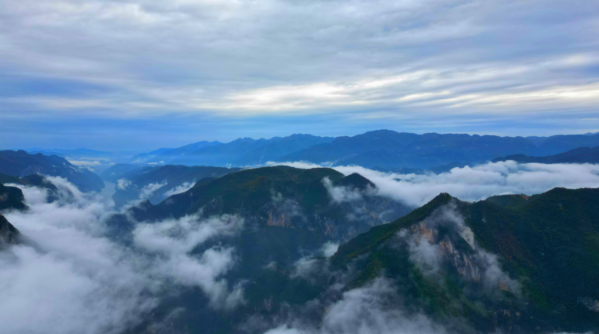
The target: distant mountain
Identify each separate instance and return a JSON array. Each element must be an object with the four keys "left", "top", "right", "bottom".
[
  {"left": 25, "top": 148, "right": 110, "bottom": 157},
  {"left": 279, "top": 130, "right": 599, "bottom": 169},
  {"left": 100, "top": 163, "right": 145, "bottom": 183},
  {"left": 493, "top": 146, "right": 599, "bottom": 164},
  {"left": 0, "top": 150, "right": 104, "bottom": 192},
  {"left": 108, "top": 164, "right": 241, "bottom": 208},
  {"left": 134, "top": 134, "right": 334, "bottom": 166},
  {"left": 131, "top": 141, "right": 222, "bottom": 163},
  {"left": 331, "top": 187, "right": 599, "bottom": 333}
]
